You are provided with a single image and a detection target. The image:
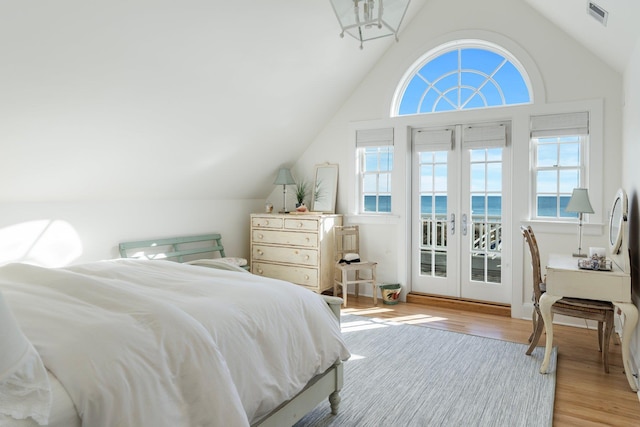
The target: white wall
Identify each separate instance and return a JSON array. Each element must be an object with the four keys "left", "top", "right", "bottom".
[
  {"left": 622, "top": 38, "right": 640, "bottom": 390},
  {"left": 0, "top": 199, "right": 263, "bottom": 267},
  {"left": 295, "top": 0, "right": 623, "bottom": 316}
]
